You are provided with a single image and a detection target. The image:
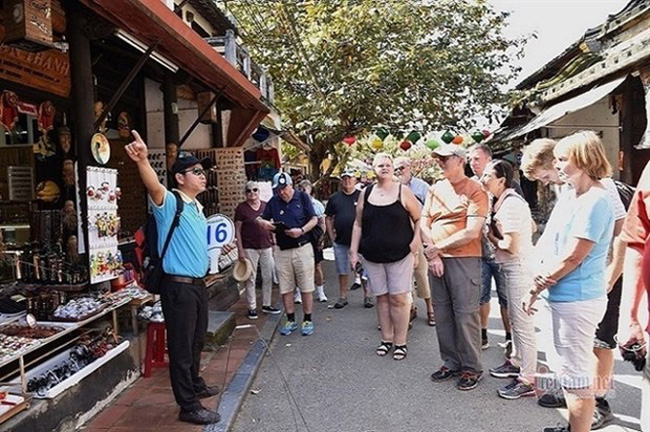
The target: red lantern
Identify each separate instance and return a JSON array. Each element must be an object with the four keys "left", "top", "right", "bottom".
[
  {"left": 452, "top": 135, "right": 463, "bottom": 144},
  {"left": 343, "top": 136, "right": 357, "bottom": 146},
  {"left": 399, "top": 140, "right": 412, "bottom": 151}
]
